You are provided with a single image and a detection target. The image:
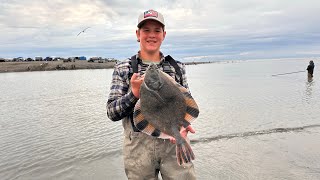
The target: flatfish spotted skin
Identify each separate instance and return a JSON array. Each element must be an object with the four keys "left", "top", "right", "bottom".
[{"left": 133, "top": 63, "right": 199, "bottom": 165}]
